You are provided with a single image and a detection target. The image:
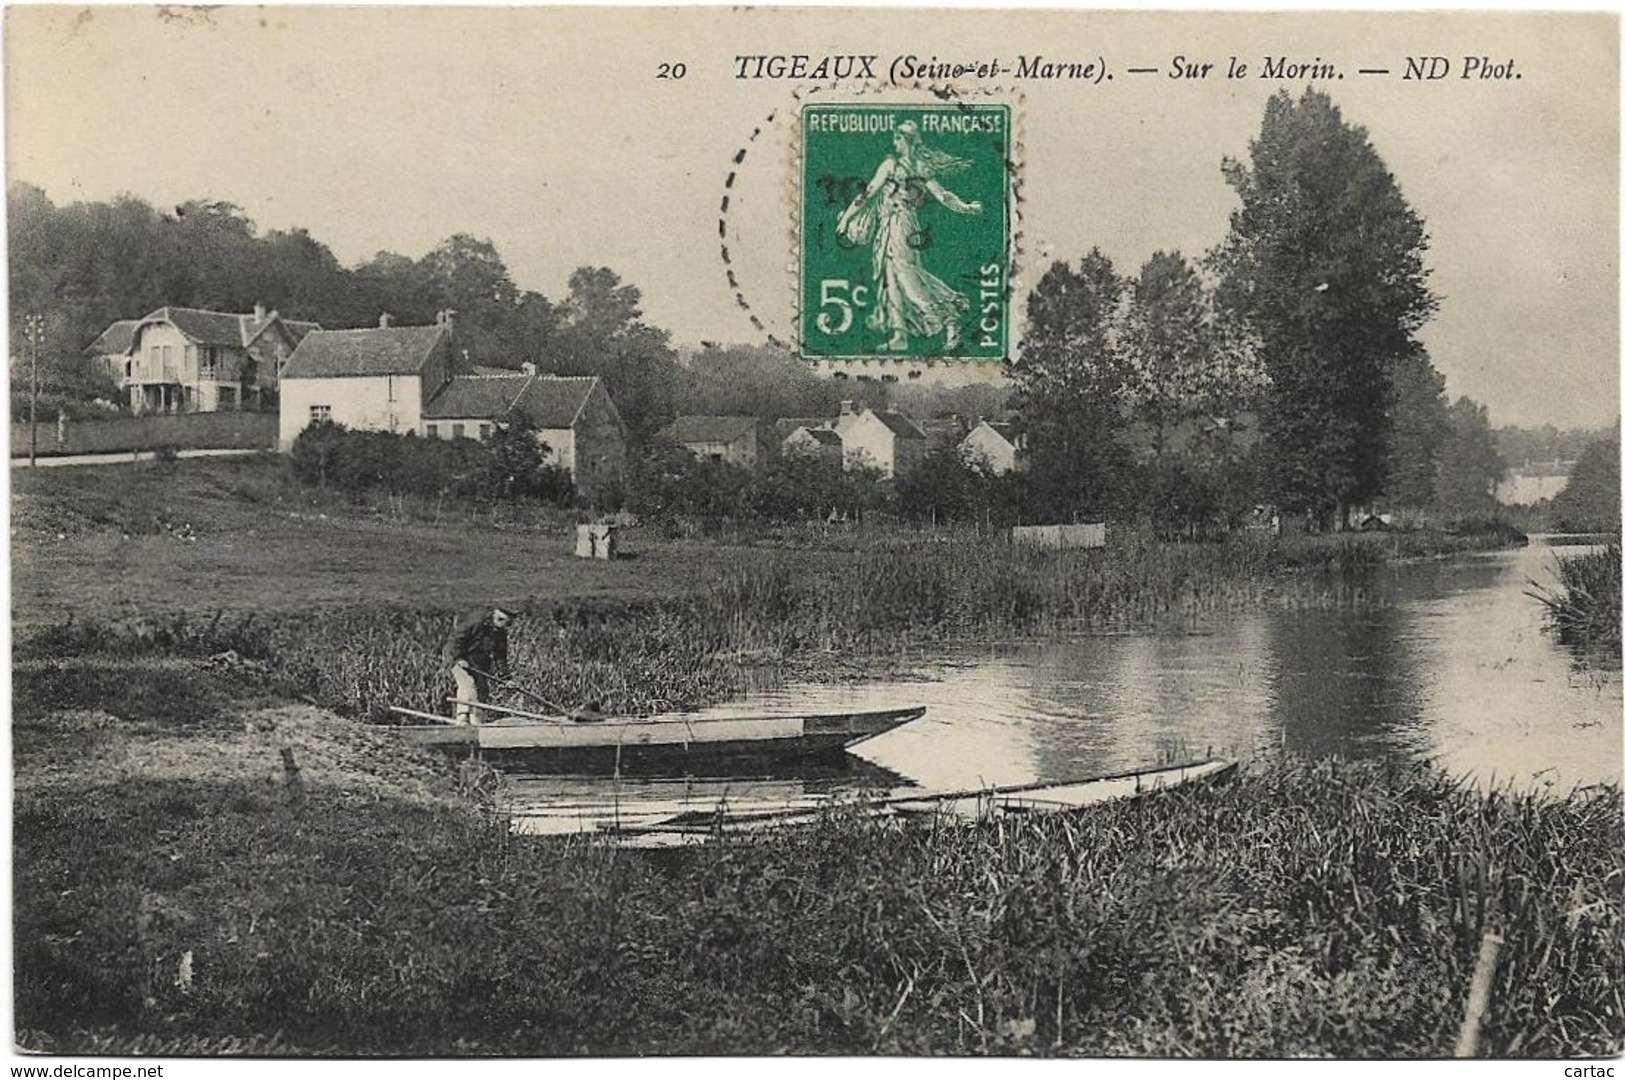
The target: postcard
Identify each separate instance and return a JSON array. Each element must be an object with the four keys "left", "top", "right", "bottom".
[{"left": 6, "top": 6, "right": 1620, "bottom": 1067}]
